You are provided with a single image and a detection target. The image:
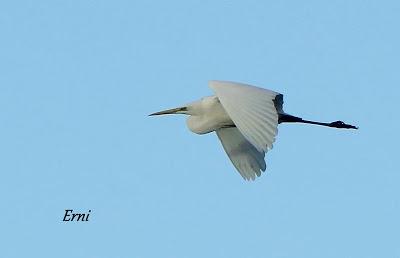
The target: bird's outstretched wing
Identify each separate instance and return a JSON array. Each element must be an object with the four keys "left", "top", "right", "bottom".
[
  {"left": 210, "top": 80, "right": 281, "bottom": 152},
  {"left": 216, "top": 127, "right": 266, "bottom": 180}
]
